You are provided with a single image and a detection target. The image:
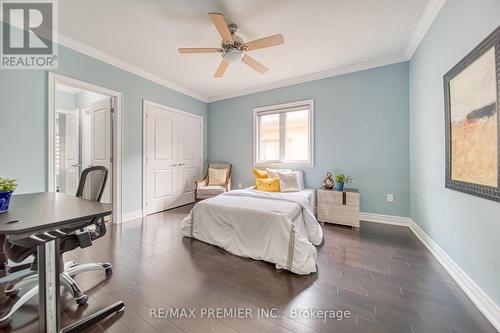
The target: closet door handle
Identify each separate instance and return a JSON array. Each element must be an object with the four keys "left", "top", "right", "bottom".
[
  {"left": 170, "top": 163, "right": 178, "bottom": 167},
  {"left": 178, "top": 163, "right": 185, "bottom": 166}
]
